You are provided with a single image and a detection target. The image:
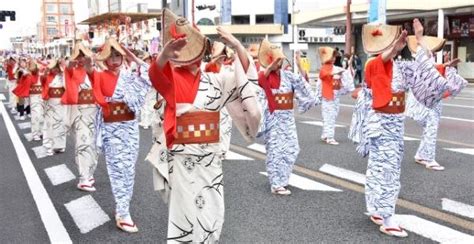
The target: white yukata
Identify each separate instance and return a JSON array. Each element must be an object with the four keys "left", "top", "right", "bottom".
[
  {"left": 349, "top": 49, "right": 467, "bottom": 219},
  {"left": 94, "top": 64, "right": 152, "bottom": 219},
  {"left": 43, "top": 74, "right": 67, "bottom": 153},
  {"left": 147, "top": 56, "right": 261, "bottom": 243},
  {"left": 29, "top": 75, "right": 44, "bottom": 140},
  {"left": 65, "top": 72, "right": 98, "bottom": 183},
  {"left": 258, "top": 70, "right": 318, "bottom": 190},
  {"left": 139, "top": 87, "right": 158, "bottom": 128}
]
